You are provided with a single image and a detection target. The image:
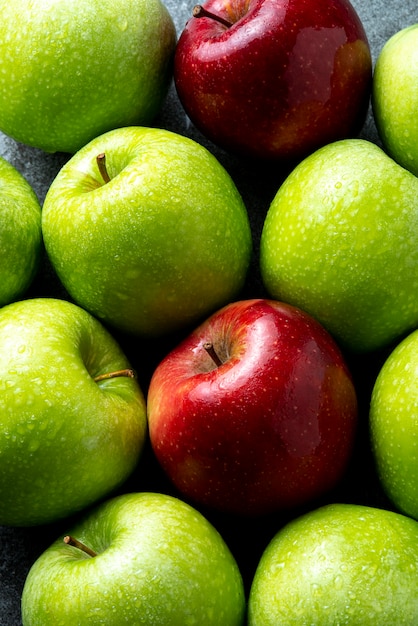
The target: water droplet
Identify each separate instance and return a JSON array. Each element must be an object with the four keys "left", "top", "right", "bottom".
[
  {"left": 28, "top": 439, "right": 40, "bottom": 453},
  {"left": 117, "top": 17, "right": 128, "bottom": 31}
]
